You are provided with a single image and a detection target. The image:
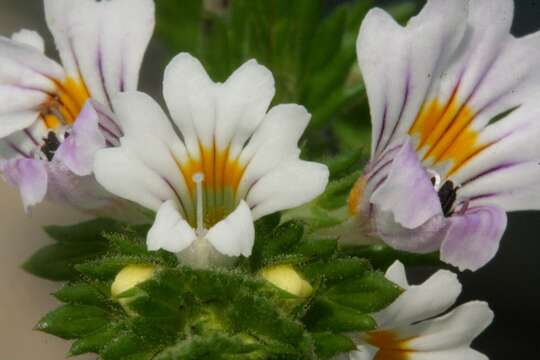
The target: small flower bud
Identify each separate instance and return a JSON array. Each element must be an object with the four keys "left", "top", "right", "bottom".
[
  {"left": 111, "top": 264, "right": 156, "bottom": 298},
  {"left": 260, "top": 264, "right": 313, "bottom": 298}
]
